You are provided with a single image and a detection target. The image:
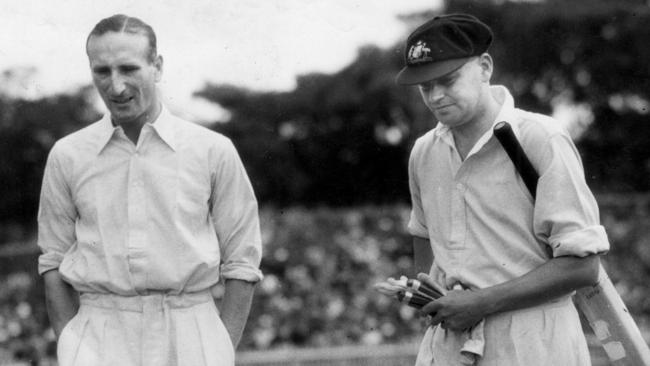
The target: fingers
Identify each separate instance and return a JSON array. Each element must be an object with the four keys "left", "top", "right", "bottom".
[
  {"left": 373, "top": 282, "right": 402, "bottom": 297},
  {"left": 420, "top": 298, "right": 440, "bottom": 317},
  {"left": 419, "top": 295, "right": 477, "bottom": 331},
  {"left": 418, "top": 300, "right": 441, "bottom": 324},
  {"left": 416, "top": 273, "right": 447, "bottom": 296},
  {"left": 429, "top": 312, "right": 445, "bottom": 327}
]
